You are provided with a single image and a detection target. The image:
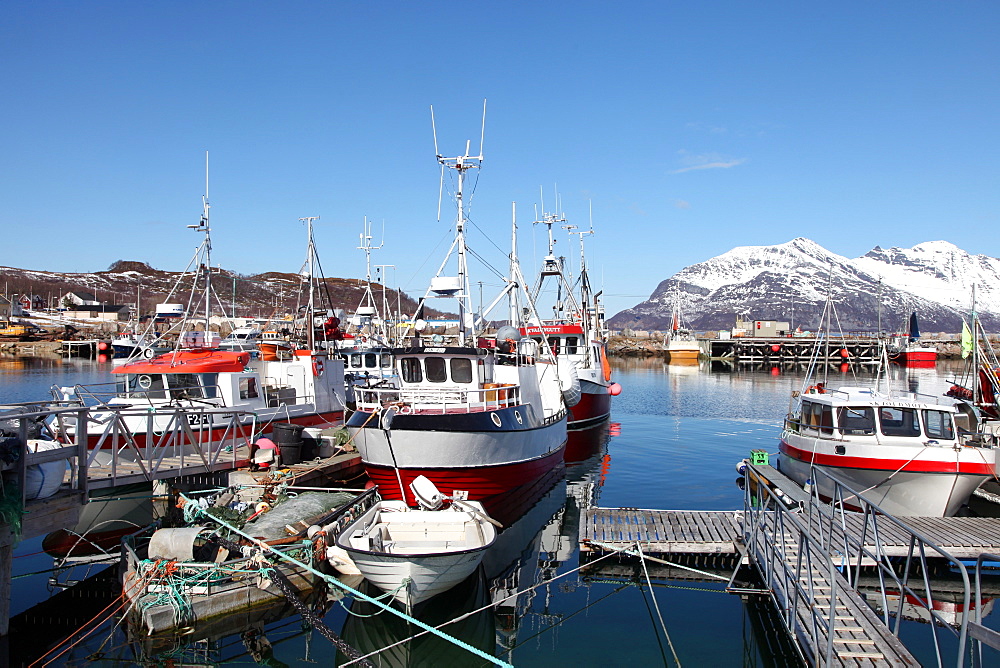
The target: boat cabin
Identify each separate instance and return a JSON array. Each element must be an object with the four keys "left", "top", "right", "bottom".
[{"left": 790, "top": 387, "right": 958, "bottom": 444}]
